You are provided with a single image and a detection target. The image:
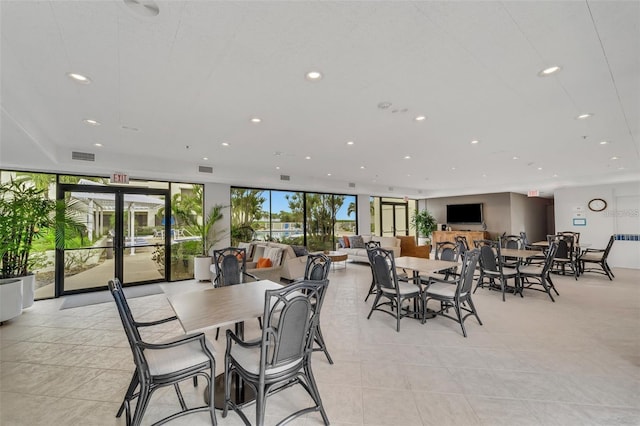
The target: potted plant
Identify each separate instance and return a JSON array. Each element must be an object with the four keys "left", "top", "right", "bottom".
[
  {"left": 0, "top": 179, "right": 84, "bottom": 311},
  {"left": 193, "top": 204, "right": 226, "bottom": 281},
  {"left": 410, "top": 209, "right": 437, "bottom": 246}
]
